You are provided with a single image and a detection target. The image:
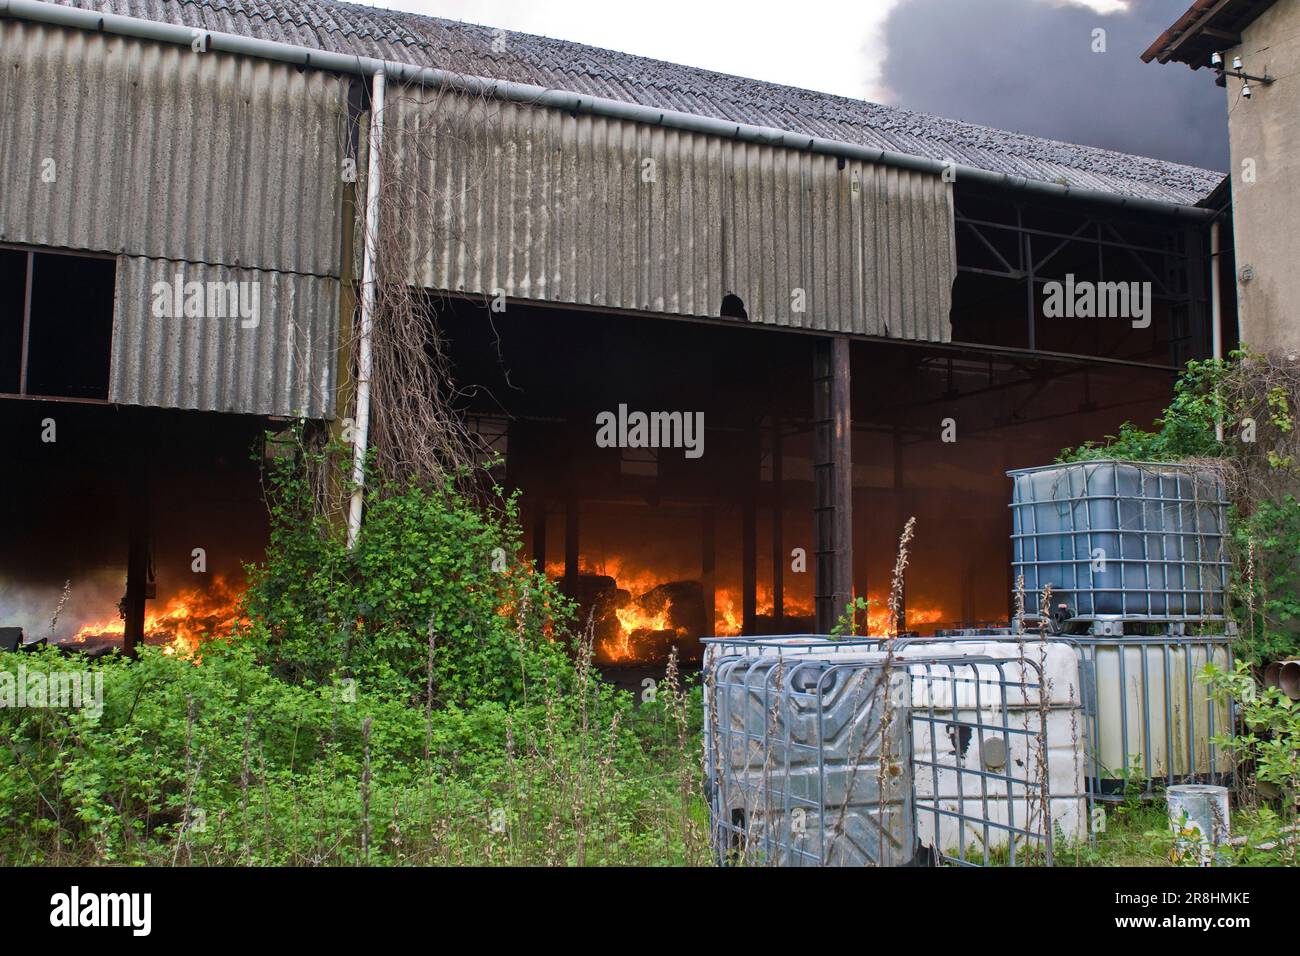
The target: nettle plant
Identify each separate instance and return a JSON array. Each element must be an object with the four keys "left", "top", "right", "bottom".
[
  {"left": 1207, "top": 662, "right": 1300, "bottom": 801},
  {"left": 830, "top": 596, "right": 878, "bottom": 638},
  {"left": 1204, "top": 660, "right": 1300, "bottom": 864}
]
